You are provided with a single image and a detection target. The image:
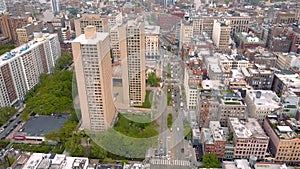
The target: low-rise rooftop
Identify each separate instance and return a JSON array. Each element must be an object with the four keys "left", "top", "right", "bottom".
[
  {"left": 235, "top": 32, "right": 264, "bottom": 44},
  {"left": 247, "top": 90, "right": 281, "bottom": 108},
  {"left": 266, "top": 115, "right": 299, "bottom": 140},
  {"left": 202, "top": 121, "right": 228, "bottom": 144}
]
